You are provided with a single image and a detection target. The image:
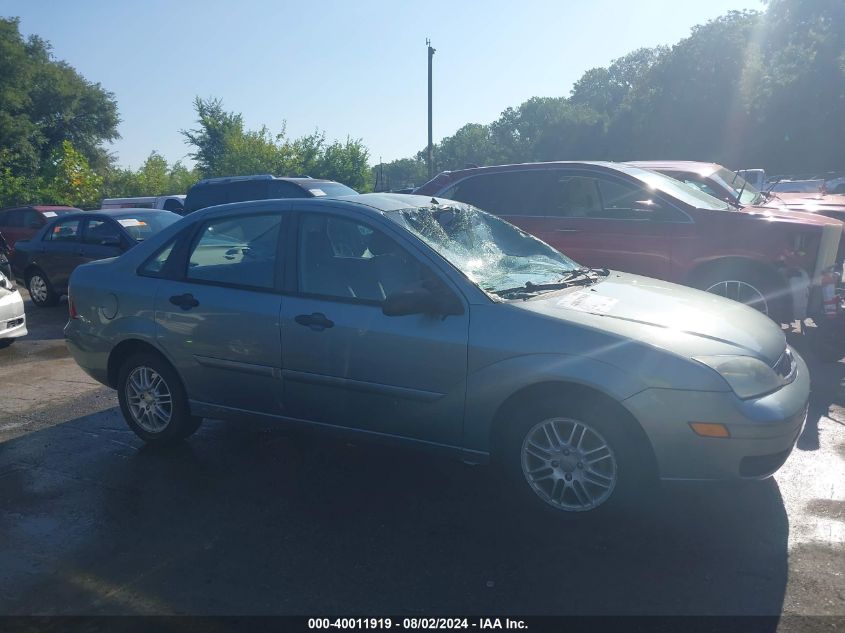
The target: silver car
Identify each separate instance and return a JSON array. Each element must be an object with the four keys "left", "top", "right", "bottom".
[{"left": 65, "top": 194, "right": 810, "bottom": 515}]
